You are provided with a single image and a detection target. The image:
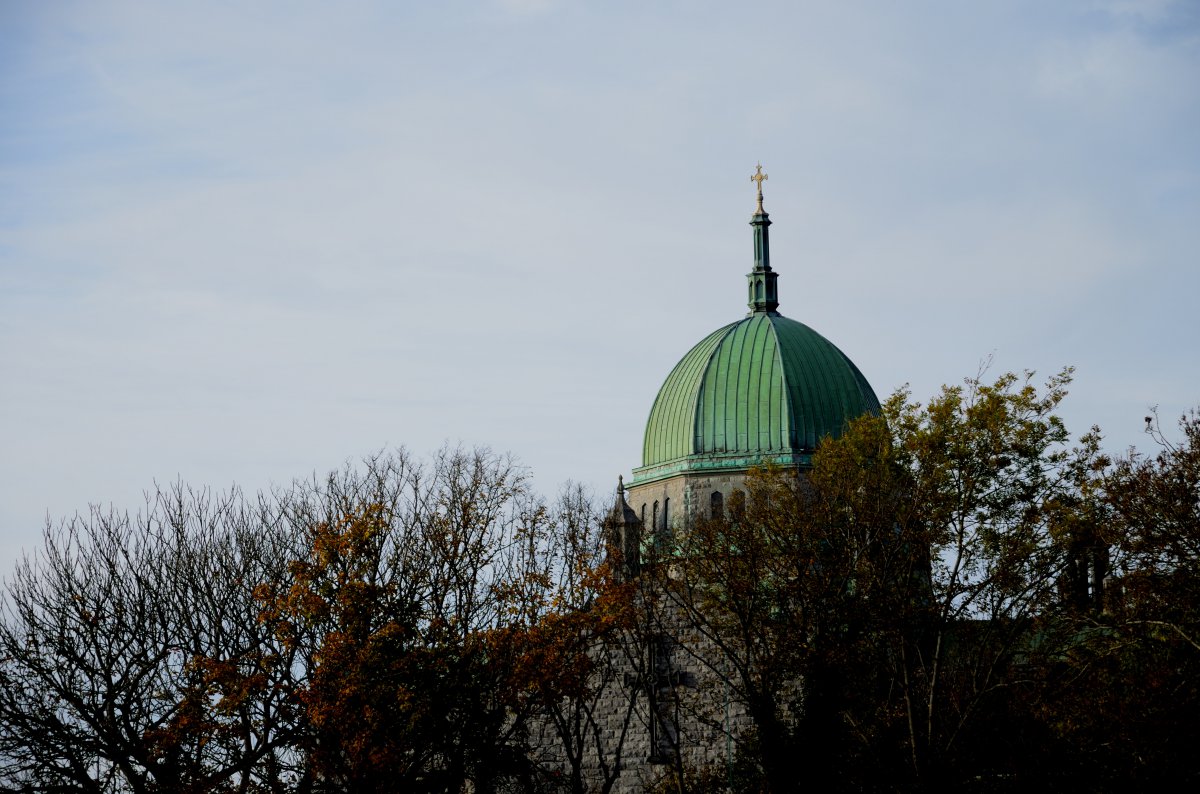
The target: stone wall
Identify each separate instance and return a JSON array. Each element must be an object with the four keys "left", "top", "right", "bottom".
[
  {"left": 529, "top": 599, "right": 757, "bottom": 792},
  {"left": 625, "top": 471, "right": 755, "bottom": 549}
]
